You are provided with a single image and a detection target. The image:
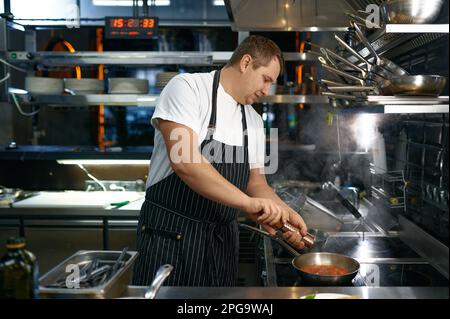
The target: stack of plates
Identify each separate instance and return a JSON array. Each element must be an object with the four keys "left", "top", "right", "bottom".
[
  {"left": 155, "top": 72, "right": 179, "bottom": 89},
  {"left": 64, "top": 78, "right": 104, "bottom": 95},
  {"left": 25, "top": 77, "right": 64, "bottom": 95},
  {"left": 108, "top": 78, "right": 149, "bottom": 94}
]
